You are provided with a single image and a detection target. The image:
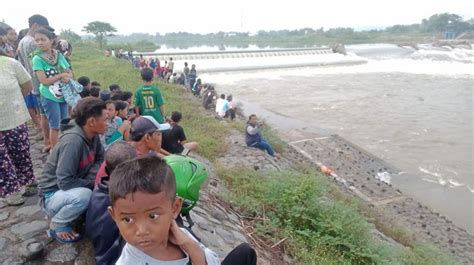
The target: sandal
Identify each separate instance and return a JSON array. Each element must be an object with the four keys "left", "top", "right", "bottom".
[
  {"left": 46, "top": 226, "right": 82, "bottom": 243},
  {"left": 4, "top": 192, "right": 25, "bottom": 206}
]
